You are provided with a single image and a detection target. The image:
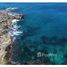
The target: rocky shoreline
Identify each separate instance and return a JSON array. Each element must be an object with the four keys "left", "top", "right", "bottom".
[{"left": 0, "top": 8, "right": 23, "bottom": 64}]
